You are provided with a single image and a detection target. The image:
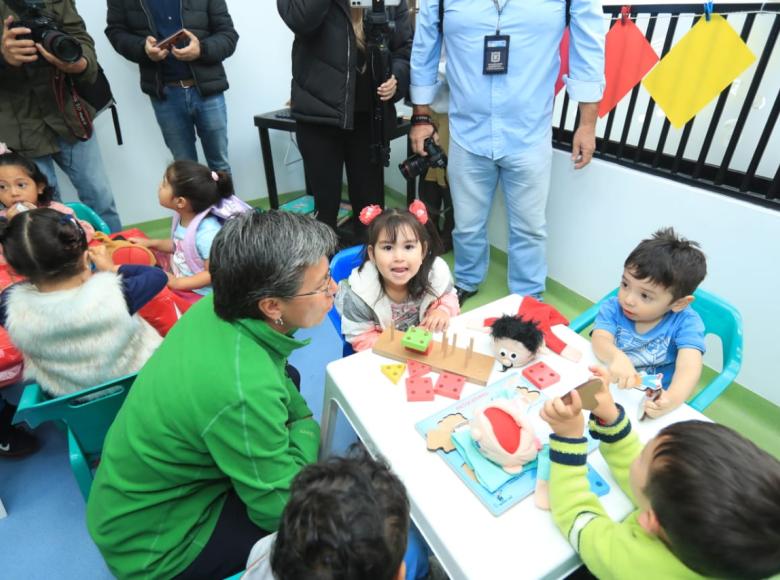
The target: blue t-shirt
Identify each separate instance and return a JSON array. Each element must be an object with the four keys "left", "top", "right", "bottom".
[{"left": 594, "top": 296, "right": 706, "bottom": 388}]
